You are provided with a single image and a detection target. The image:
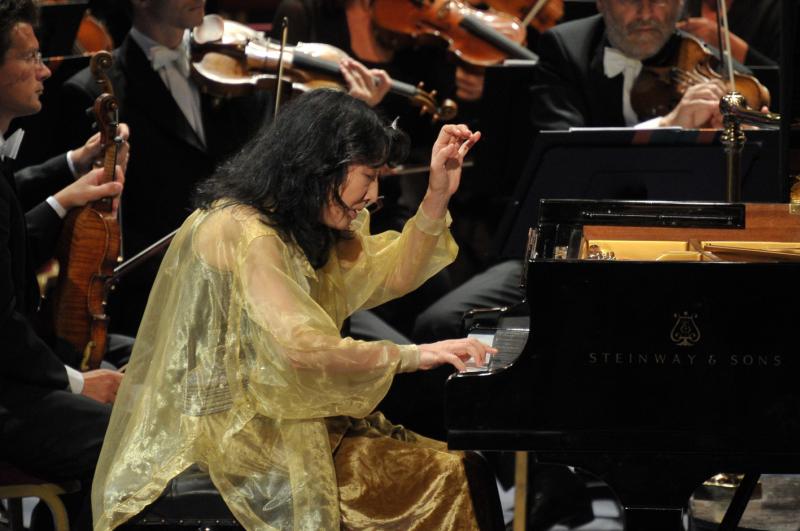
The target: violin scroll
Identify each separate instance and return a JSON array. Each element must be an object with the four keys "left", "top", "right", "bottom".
[{"left": 90, "top": 50, "right": 114, "bottom": 95}]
